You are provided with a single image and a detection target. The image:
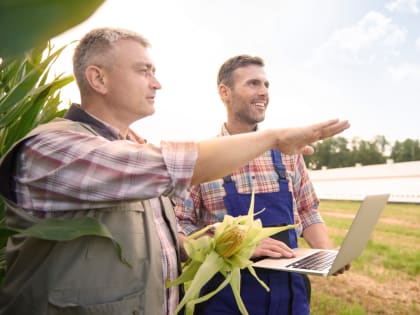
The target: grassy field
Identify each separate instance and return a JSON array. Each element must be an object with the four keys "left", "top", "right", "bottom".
[{"left": 304, "top": 200, "right": 420, "bottom": 315}]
